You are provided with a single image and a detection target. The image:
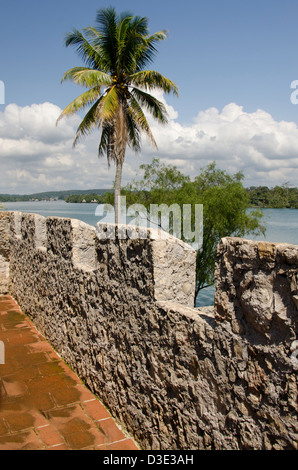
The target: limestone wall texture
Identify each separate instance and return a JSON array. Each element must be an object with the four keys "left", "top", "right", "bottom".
[
  {"left": 0, "top": 211, "right": 297, "bottom": 450},
  {"left": 0, "top": 212, "right": 10, "bottom": 294}
]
